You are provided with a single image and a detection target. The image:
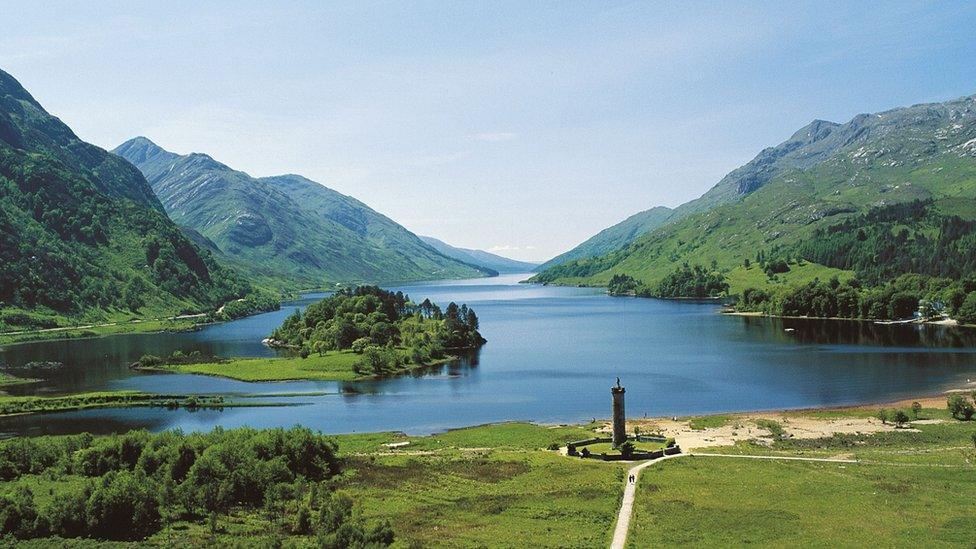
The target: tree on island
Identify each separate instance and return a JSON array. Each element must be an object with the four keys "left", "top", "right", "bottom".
[{"left": 268, "top": 286, "right": 485, "bottom": 373}]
